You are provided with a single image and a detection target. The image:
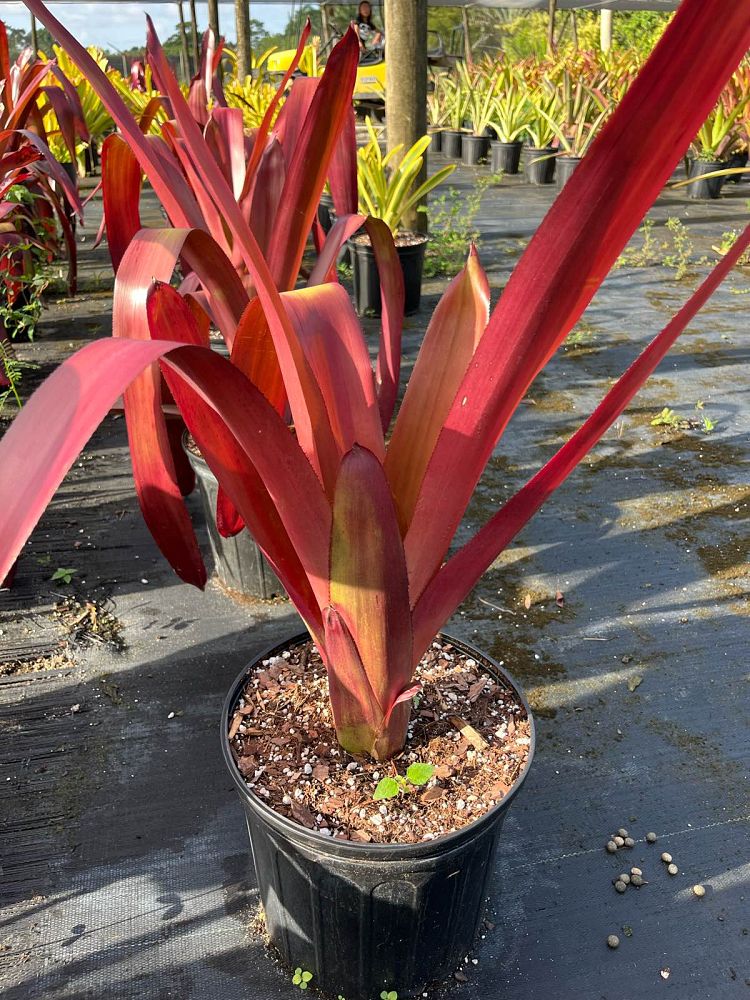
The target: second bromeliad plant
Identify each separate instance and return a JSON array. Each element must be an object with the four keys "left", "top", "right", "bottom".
[{"left": 1, "top": 1, "right": 750, "bottom": 998}]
